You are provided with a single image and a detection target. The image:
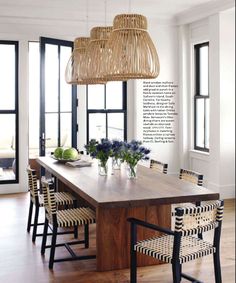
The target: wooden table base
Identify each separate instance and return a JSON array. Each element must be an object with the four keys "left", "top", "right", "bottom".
[{"left": 96, "top": 205, "right": 171, "bottom": 271}]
